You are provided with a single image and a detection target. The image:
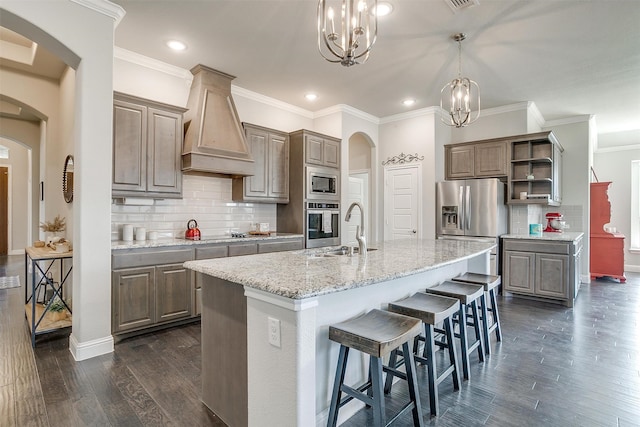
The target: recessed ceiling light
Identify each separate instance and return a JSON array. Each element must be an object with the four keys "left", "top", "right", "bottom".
[
  {"left": 374, "top": 2, "right": 393, "bottom": 17},
  {"left": 166, "top": 40, "right": 187, "bottom": 51},
  {"left": 402, "top": 98, "right": 416, "bottom": 106},
  {"left": 305, "top": 93, "right": 318, "bottom": 101}
]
